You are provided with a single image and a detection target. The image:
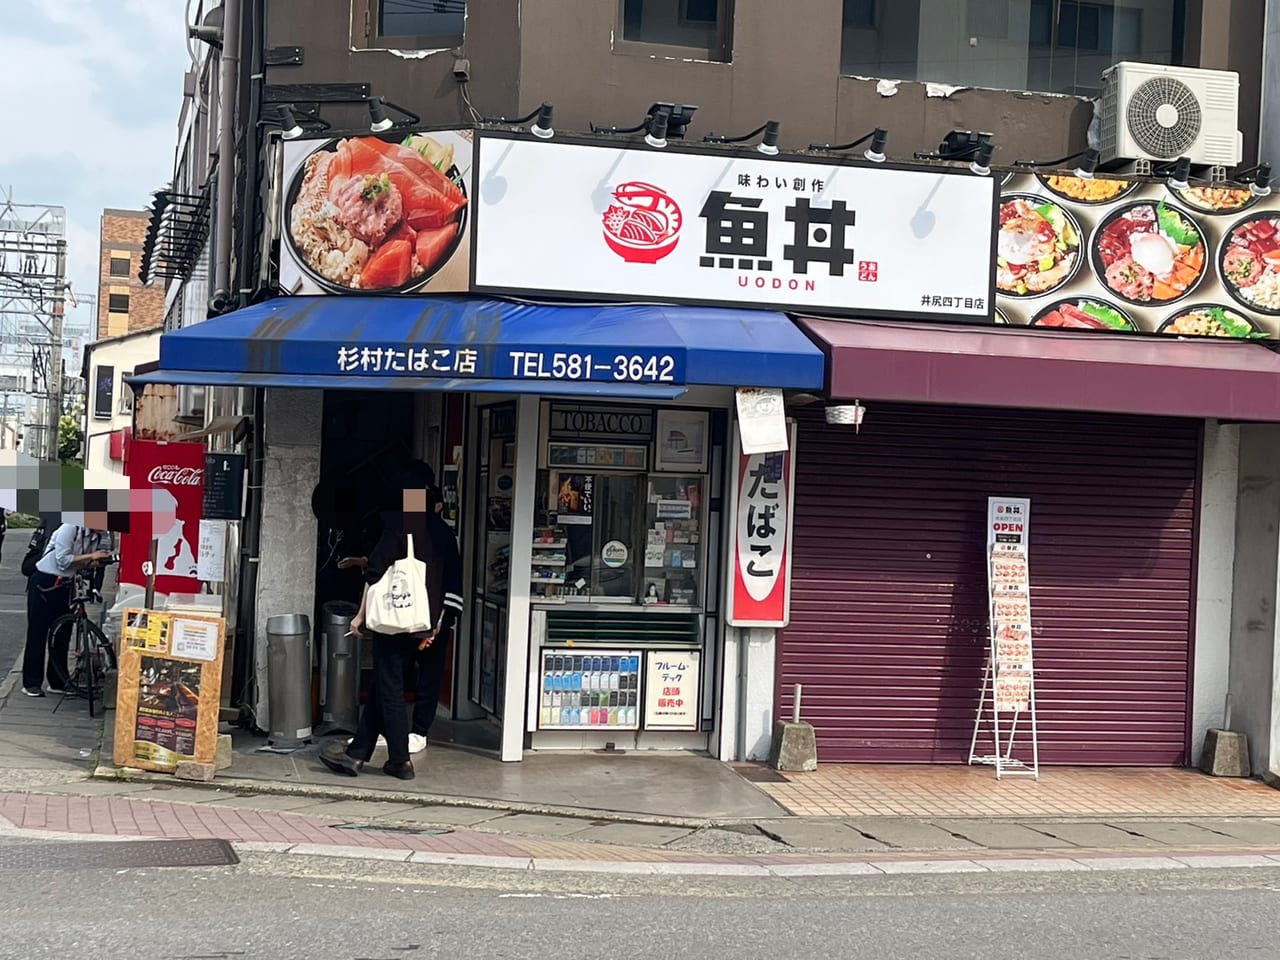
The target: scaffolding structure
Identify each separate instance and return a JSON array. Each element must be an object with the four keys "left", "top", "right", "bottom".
[{"left": 0, "top": 188, "right": 67, "bottom": 460}]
